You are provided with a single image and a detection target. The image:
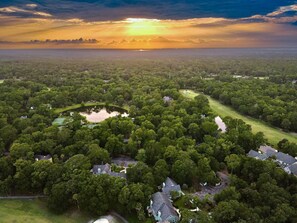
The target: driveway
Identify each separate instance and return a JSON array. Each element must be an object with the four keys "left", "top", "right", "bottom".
[{"left": 194, "top": 172, "right": 230, "bottom": 200}]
